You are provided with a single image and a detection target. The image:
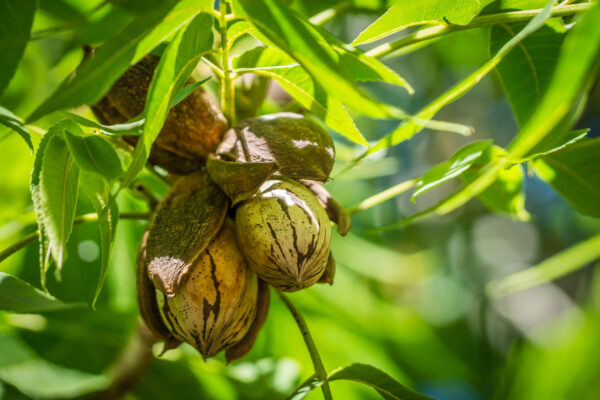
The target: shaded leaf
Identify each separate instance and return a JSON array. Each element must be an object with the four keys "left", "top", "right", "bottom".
[
  {"left": 490, "top": 20, "right": 565, "bottom": 126},
  {"left": 121, "top": 12, "right": 214, "bottom": 189},
  {"left": 29, "top": 0, "right": 212, "bottom": 121},
  {"left": 0, "top": 272, "right": 83, "bottom": 313},
  {"left": 328, "top": 364, "right": 433, "bottom": 400},
  {"left": 508, "top": 2, "right": 600, "bottom": 159},
  {"left": 352, "top": 0, "right": 480, "bottom": 45},
  {"left": 64, "top": 124, "right": 124, "bottom": 181},
  {"left": 412, "top": 140, "right": 492, "bottom": 200},
  {"left": 533, "top": 138, "right": 600, "bottom": 217},
  {"left": 0, "top": 334, "right": 108, "bottom": 399},
  {"left": 146, "top": 172, "right": 229, "bottom": 296},
  {"left": 234, "top": 46, "right": 367, "bottom": 145},
  {"left": 0, "top": 0, "right": 35, "bottom": 94},
  {"left": 0, "top": 105, "right": 32, "bottom": 152},
  {"left": 207, "top": 156, "right": 279, "bottom": 205},
  {"left": 233, "top": 0, "right": 399, "bottom": 119},
  {"left": 216, "top": 113, "right": 335, "bottom": 182}
]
